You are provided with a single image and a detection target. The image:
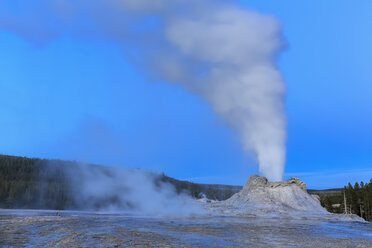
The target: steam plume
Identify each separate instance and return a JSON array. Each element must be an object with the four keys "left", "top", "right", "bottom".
[{"left": 0, "top": 0, "right": 287, "bottom": 181}]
